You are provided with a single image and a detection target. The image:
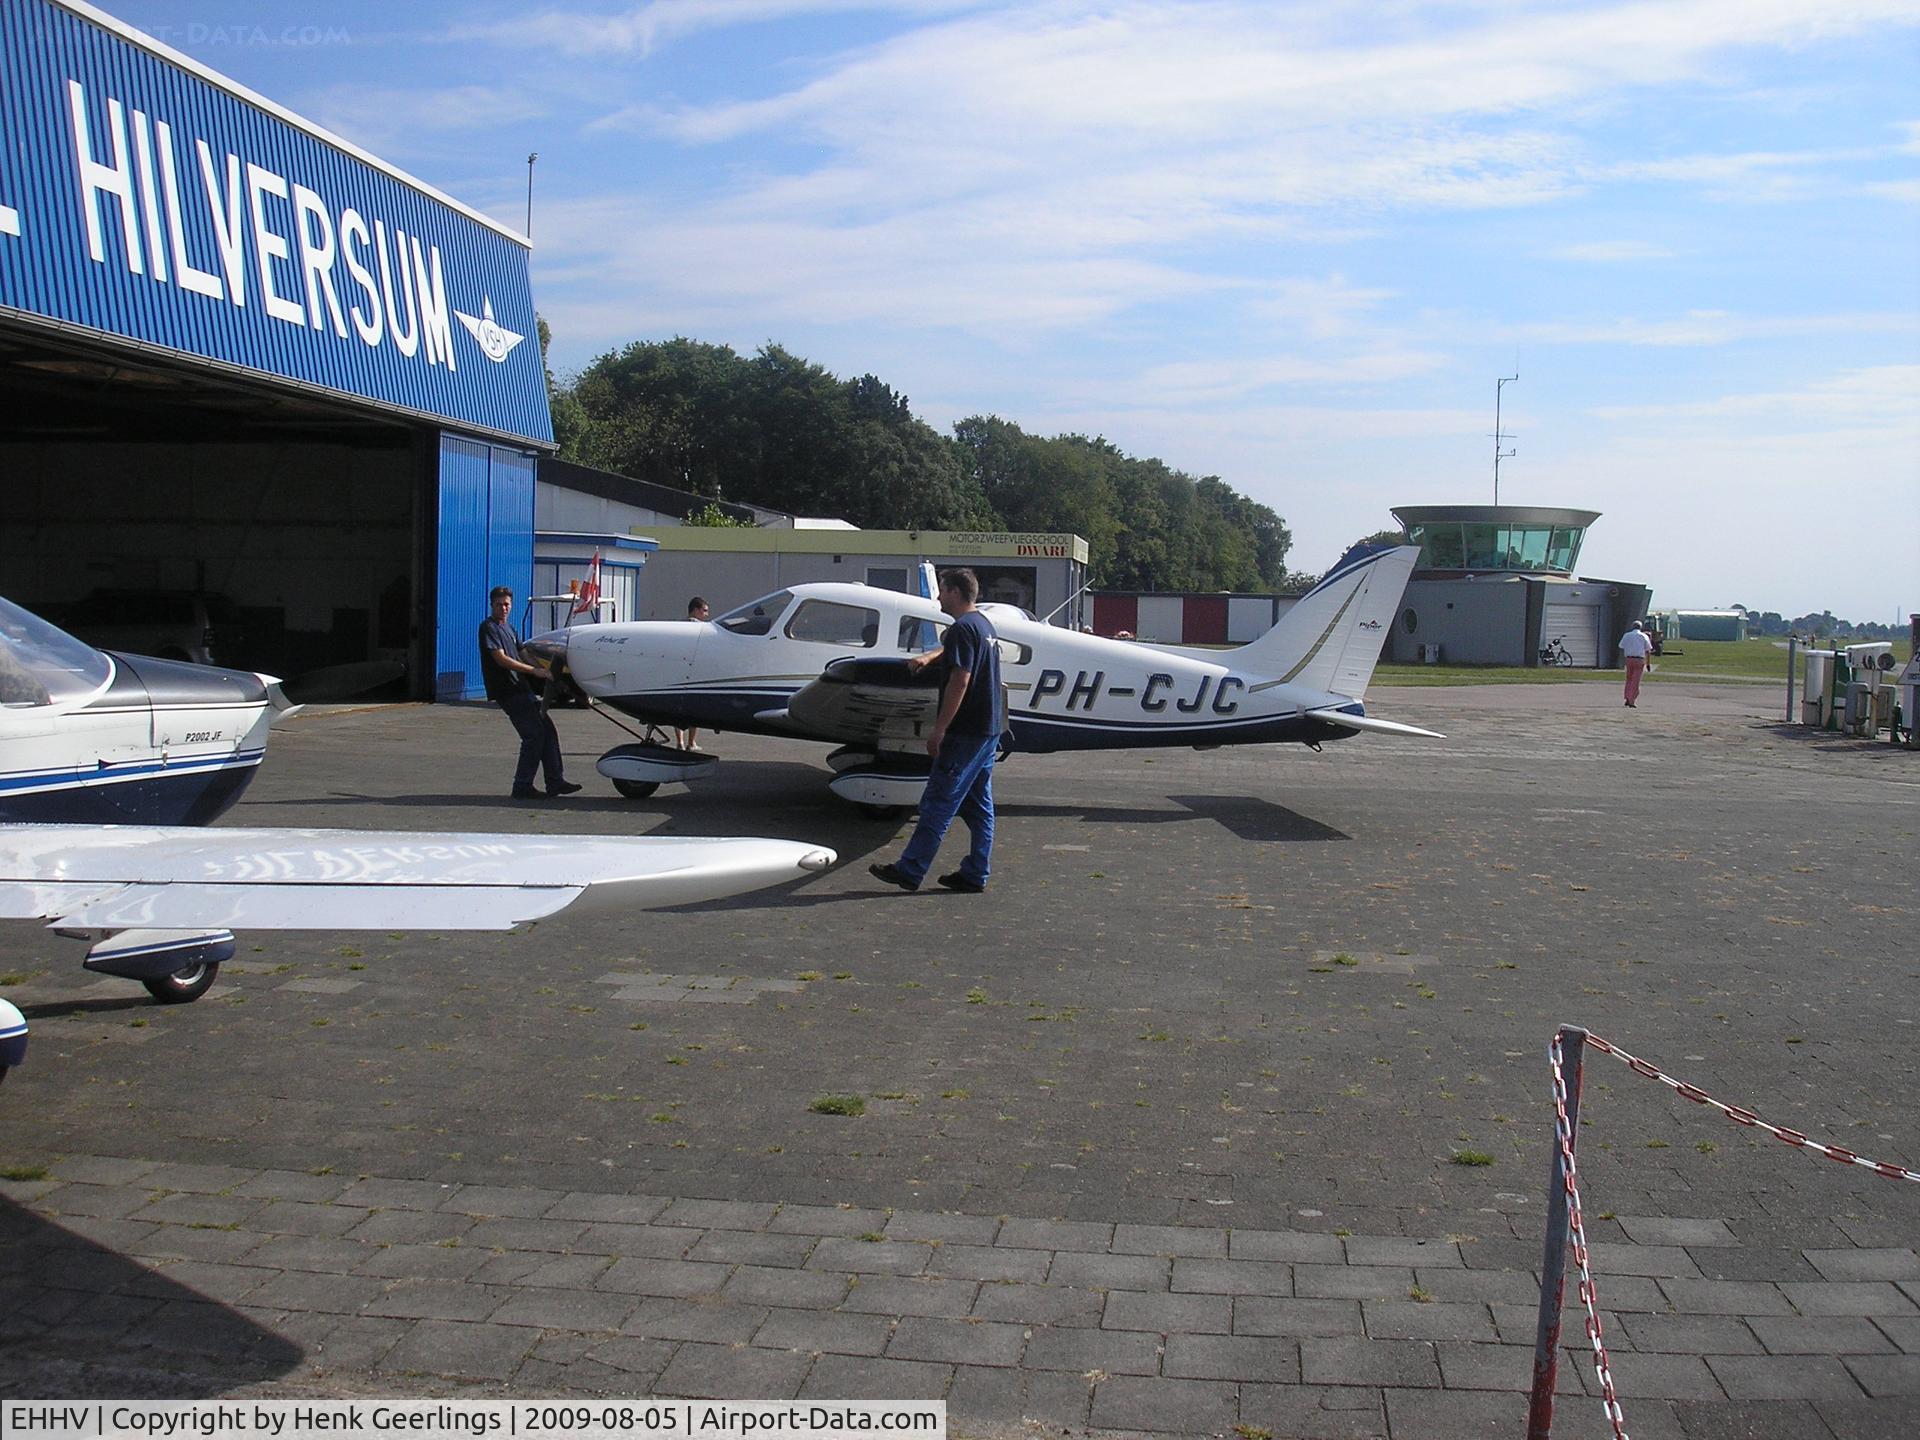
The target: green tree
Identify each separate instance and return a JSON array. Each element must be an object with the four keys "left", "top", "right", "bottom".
[
  {"left": 550, "top": 336, "right": 1291, "bottom": 590},
  {"left": 683, "top": 501, "right": 752, "bottom": 528}
]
